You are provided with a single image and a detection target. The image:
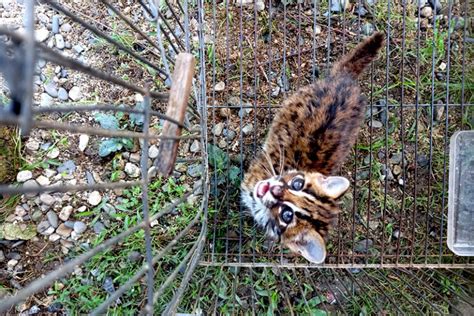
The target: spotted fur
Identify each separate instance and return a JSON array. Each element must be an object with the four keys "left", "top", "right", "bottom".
[{"left": 241, "top": 32, "right": 385, "bottom": 263}]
